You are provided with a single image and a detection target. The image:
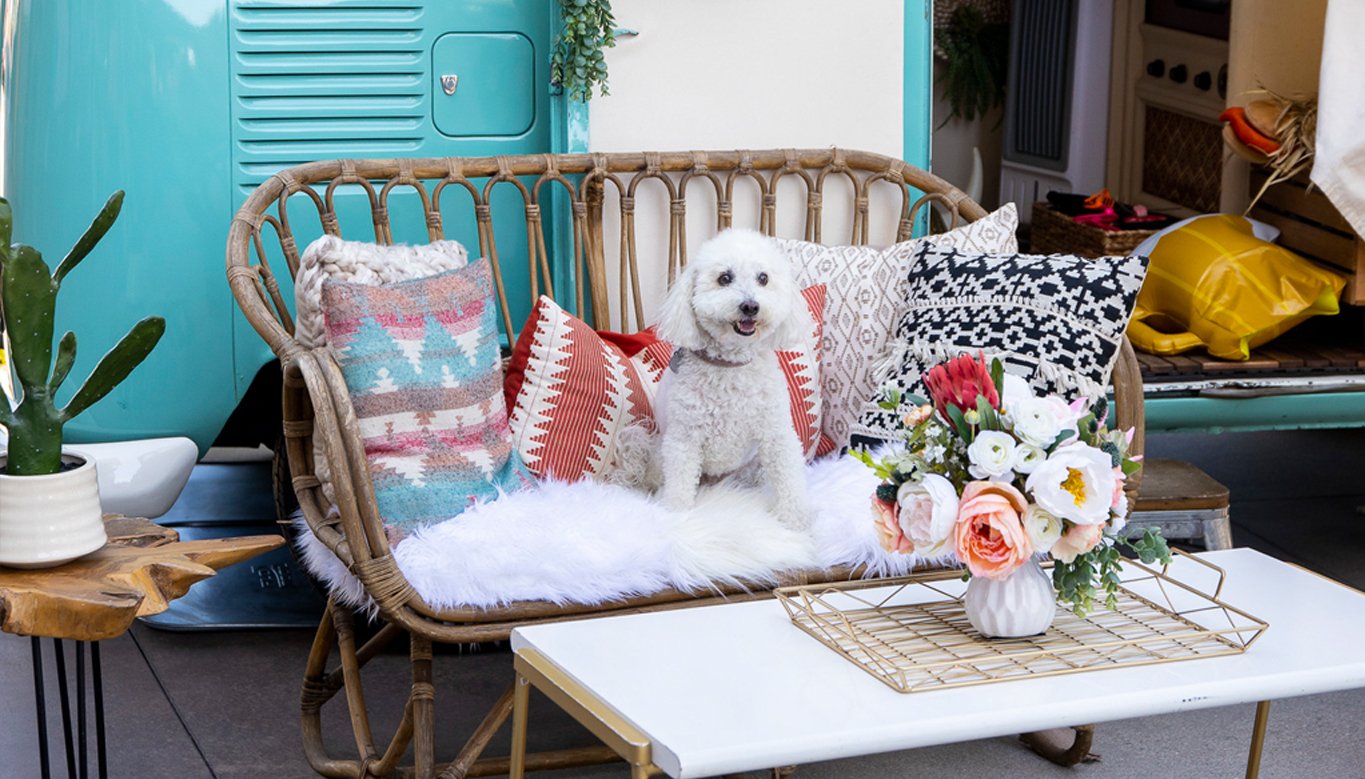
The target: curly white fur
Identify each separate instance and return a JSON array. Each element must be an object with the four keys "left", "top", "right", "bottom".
[{"left": 615, "top": 229, "right": 811, "bottom": 529}]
